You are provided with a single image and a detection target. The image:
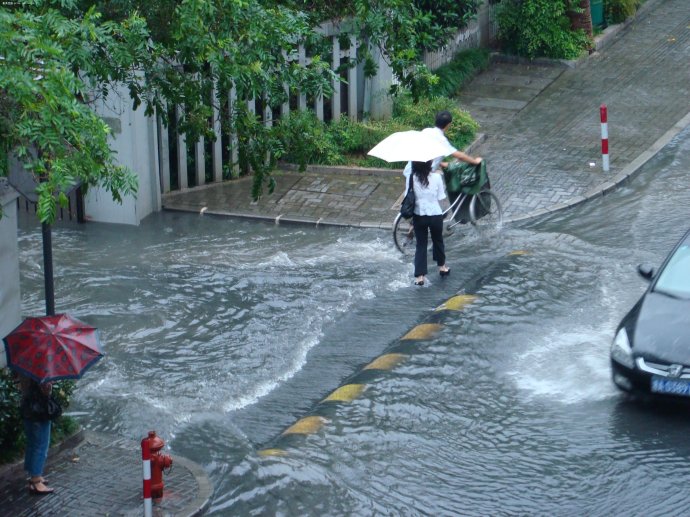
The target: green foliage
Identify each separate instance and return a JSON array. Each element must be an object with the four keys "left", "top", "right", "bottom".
[
  {"left": 496, "top": 0, "right": 592, "bottom": 59},
  {"left": 605, "top": 0, "right": 640, "bottom": 24},
  {"left": 2, "top": 0, "right": 483, "bottom": 202},
  {"left": 0, "top": 368, "right": 77, "bottom": 465},
  {"left": 0, "top": 1, "right": 140, "bottom": 224},
  {"left": 0, "top": 369, "right": 23, "bottom": 463},
  {"left": 393, "top": 93, "right": 479, "bottom": 150},
  {"left": 243, "top": 89, "right": 478, "bottom": 170},
  {"left": 272, "top": 111, "right": 342, "bottom": 170},
  {"left": 429, "top": 48, "right": 491, "bottom": 98},
  {"left": 414, "top": 0, "right": 480, "bottom": 38}
]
